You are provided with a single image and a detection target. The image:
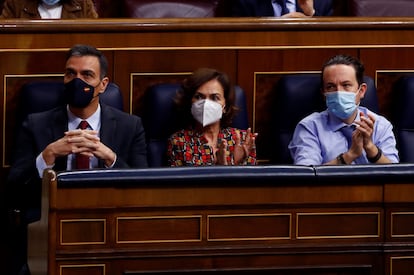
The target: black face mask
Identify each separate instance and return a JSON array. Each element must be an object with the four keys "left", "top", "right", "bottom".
[{"left": 64, "top": 78, "right": 96, "bottom": 108}]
